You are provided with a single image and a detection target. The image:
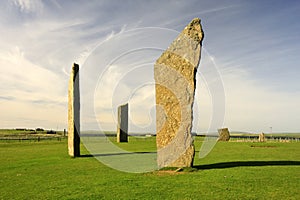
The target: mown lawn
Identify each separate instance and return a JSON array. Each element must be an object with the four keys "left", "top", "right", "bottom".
[{"left": 0, "top": 137, "right": 299, "bottom": 199}]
